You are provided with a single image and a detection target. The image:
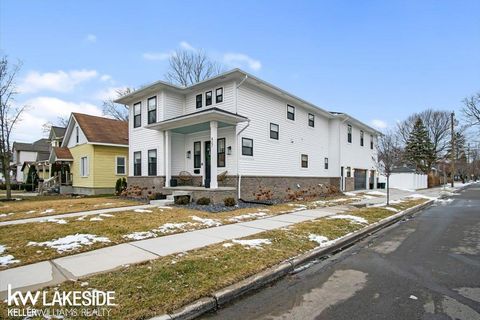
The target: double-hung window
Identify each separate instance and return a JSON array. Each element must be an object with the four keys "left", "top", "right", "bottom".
[
  {"left": 370, "top": 135, "right": 374, "bottom": 149},
  {"left": 217, "top": 138, "right": 226, "bottom": 167},
  {"left": 360, "top": 130, "right": 364, "bottom": 146},
  {"left": 147, "top": 97, "right": 157, "bottom": 124},
  {"left": 194, "top": 142, "right": 201, "bottom": 169},
  {"left": 287, "top": 105, "right": 295, "bottom": 120},
  {"left": 116, "top": 156, "right": 126, "bottom": 175},
  {"left": 80, "top": 156, "right": 89, "bottom": 177},
  {"left": 133, "top": 151, "right": 141, "bottom": 176},
  {"left": 196, "top": 94, "right": 202, "bottom": 109},
  {"left": 206, "top": 91, "right": 212, "bottom": 106},
  {"left": 133, "top": 102, "right": 141, "bottom": 128},
  {"left": 242, "top": 138, "right": 253, "bottom": 156},
  {"left": 301, "top": 154, "right": 308, "bottom": 168},
  {"left": 148, "top": 149, "right": 157, "bottom": 176},
  {"left": 324, "top": 157, "right": 329, "bottom": 170},
  {"left": 216, "top": 88, "right": 223, "bottom": 103},
  {"left": 347, "top": 124, "right": 352, "bottom": 143},
  {"left": 308, "top": 113, "right": 315, "bottom": 127},
  {"left": 270, "top": 123, "right": 279, "bottom": 140}
]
